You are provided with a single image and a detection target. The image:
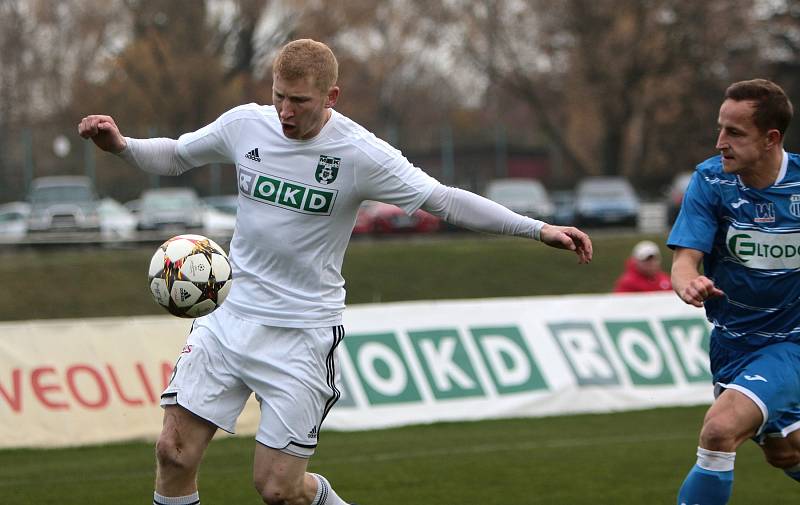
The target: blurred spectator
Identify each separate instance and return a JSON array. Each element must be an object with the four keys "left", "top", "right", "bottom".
[{"left": 613, "top": 240, "right": 672, "bottom": 293}]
